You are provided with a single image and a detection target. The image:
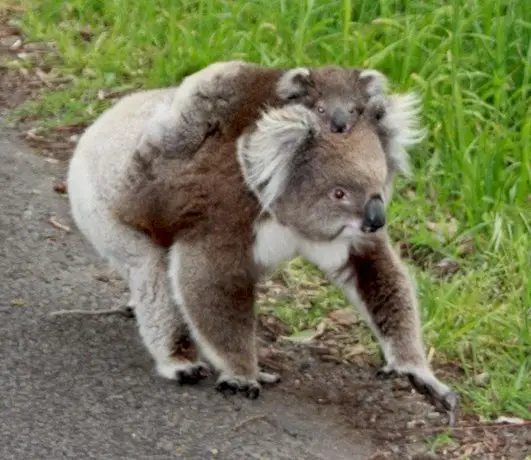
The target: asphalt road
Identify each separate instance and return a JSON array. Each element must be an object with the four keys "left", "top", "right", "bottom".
[{"left": 0, "top": 129, "right": 376, "bottom": 460}]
